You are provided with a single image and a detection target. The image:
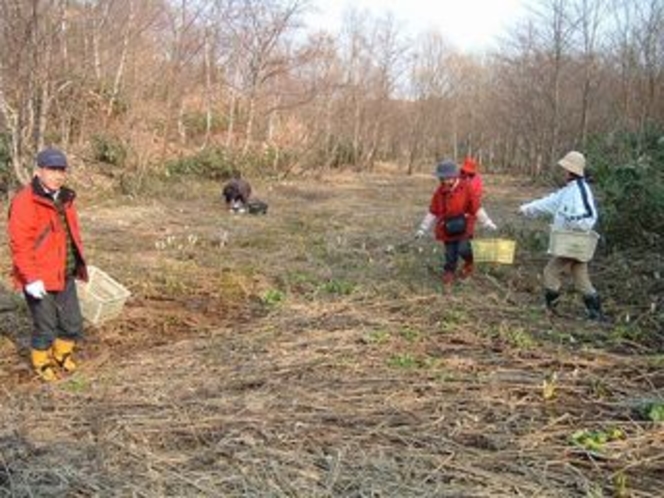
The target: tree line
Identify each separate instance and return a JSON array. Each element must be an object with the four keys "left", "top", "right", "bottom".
[{"left": 0, "top": 0, "right": 662, "bottom": 183}]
